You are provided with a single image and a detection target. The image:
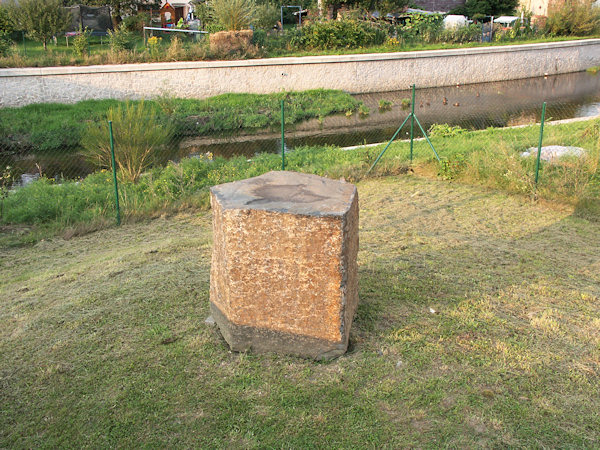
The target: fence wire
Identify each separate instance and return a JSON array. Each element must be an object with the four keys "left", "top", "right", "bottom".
[{"left": 1, "top": 74, "right": 600, "bottom": 192}]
